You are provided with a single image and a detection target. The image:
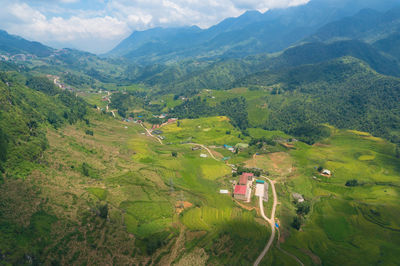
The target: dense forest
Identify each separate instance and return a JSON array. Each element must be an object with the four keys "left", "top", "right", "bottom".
[
  {"left": 239, "top": 57, "right": 400, "bottom": 143},
  {"left": 169, "top": 96, "right": 249, "bottom": 130}
]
